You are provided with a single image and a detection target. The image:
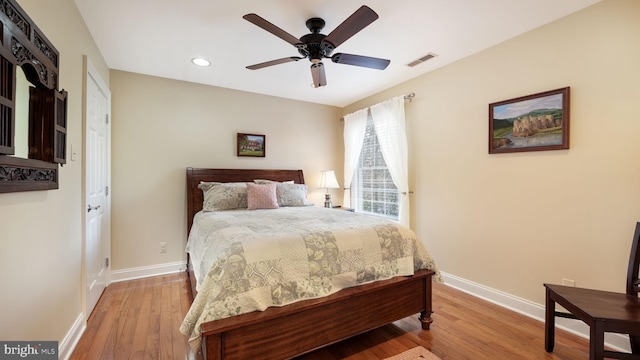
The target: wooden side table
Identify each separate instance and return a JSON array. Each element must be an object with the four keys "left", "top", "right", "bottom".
[{"left": 331, "top": 206, "right": 355, "bottom": 212}]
